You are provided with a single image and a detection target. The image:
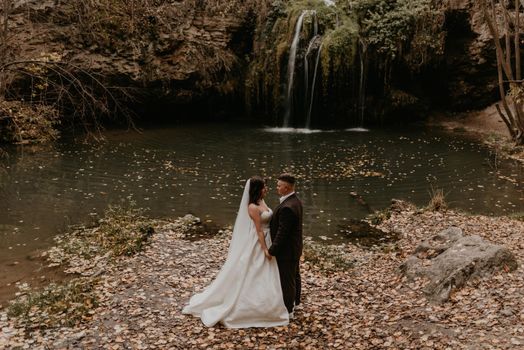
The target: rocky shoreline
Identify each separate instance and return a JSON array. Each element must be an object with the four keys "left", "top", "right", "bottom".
[
  {"left": 1, "top": 203, "right": 524, "bottom": 349},
  {"left": 430, "top": 107, "right": 524, "bottom": 164}
]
